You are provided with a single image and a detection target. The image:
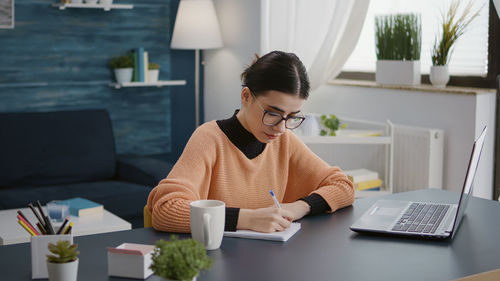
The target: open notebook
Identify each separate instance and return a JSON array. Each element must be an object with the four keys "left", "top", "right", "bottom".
[{"left": 223, "top": 222, "right": 301, "bottom": 242}]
